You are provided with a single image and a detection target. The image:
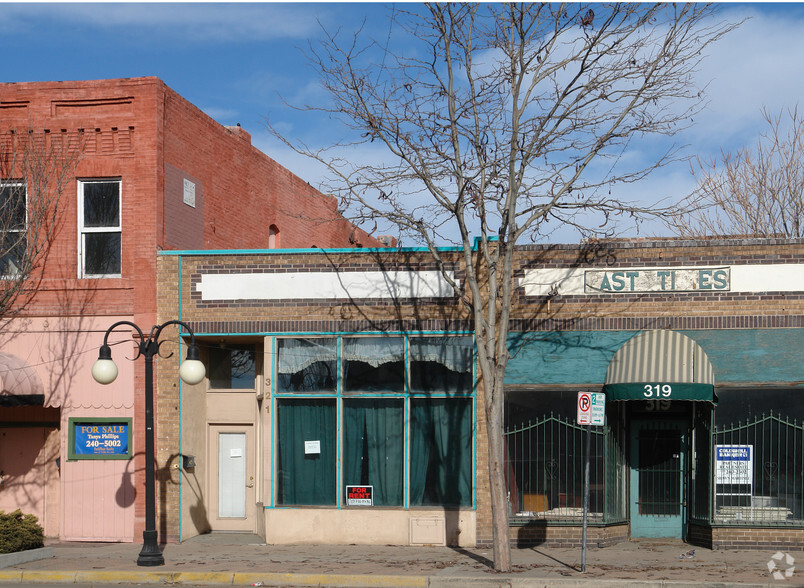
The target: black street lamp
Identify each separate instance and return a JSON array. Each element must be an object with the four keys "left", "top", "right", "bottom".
[{"left": 91, "top": 320, "right": 205, "bottom": 566}]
